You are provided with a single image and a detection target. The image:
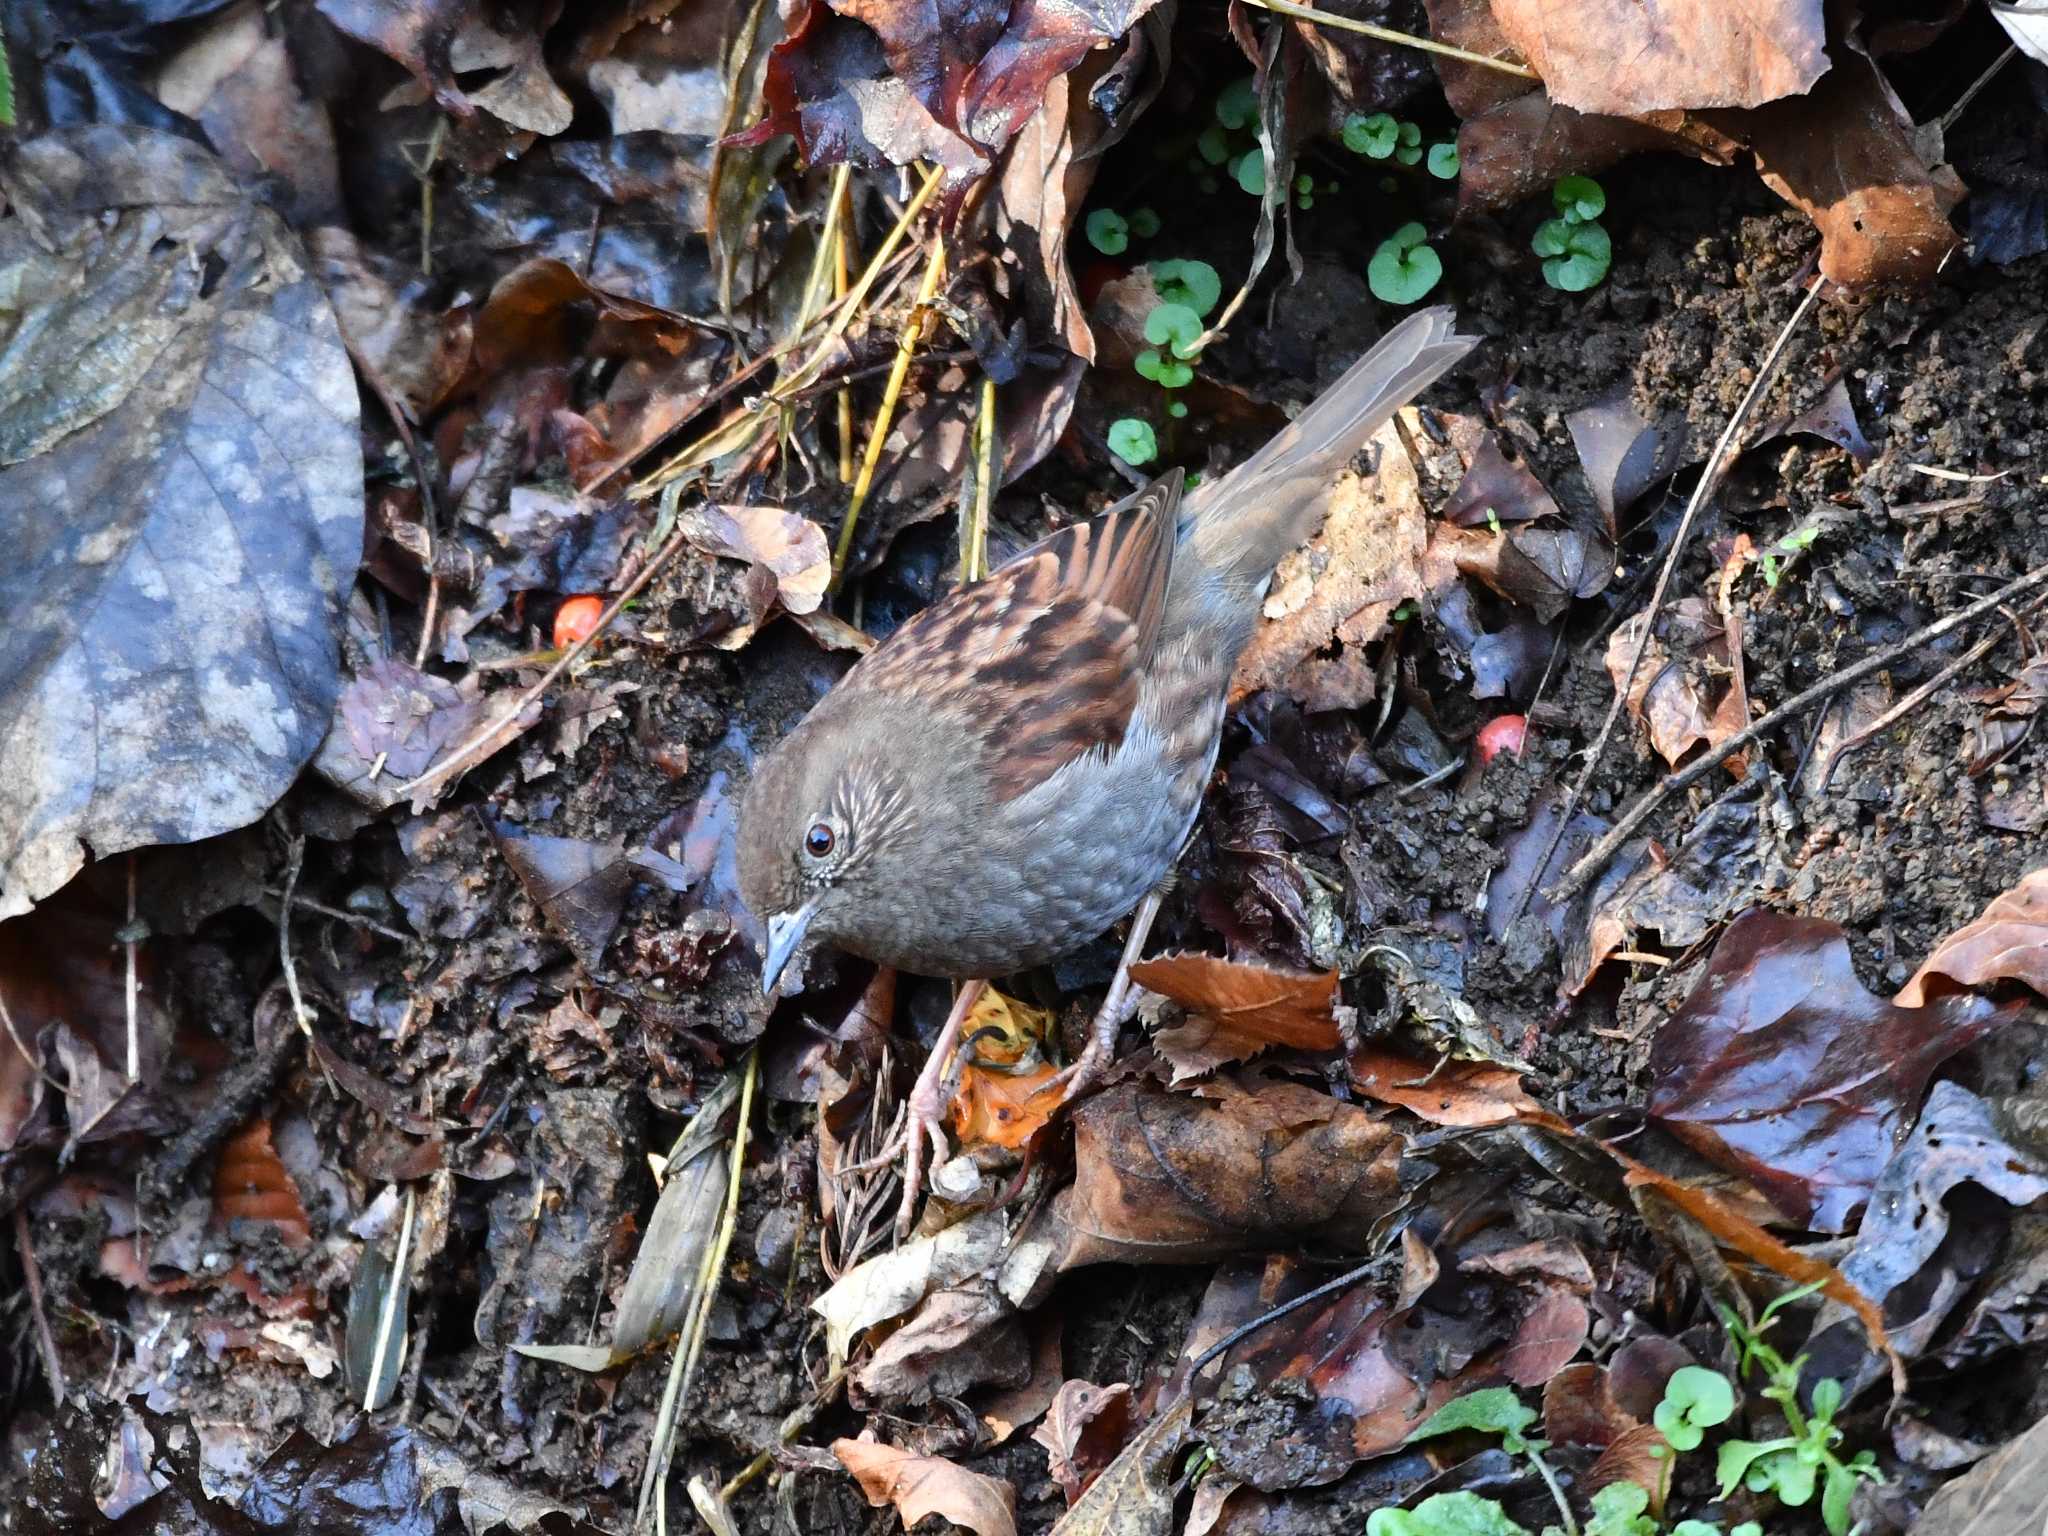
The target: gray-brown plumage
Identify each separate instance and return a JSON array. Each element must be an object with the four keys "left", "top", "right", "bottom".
[{"left": 738, "top": 306, "right": 1478, "bottom": 1000}]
